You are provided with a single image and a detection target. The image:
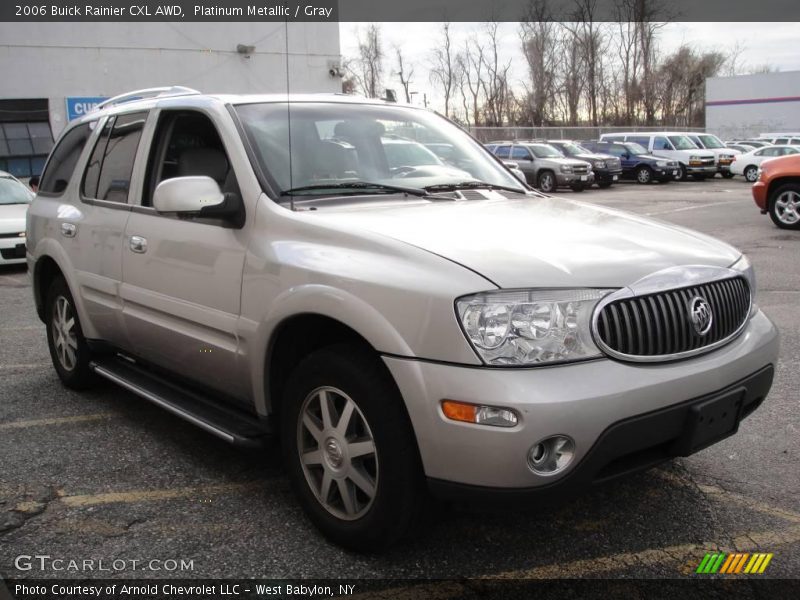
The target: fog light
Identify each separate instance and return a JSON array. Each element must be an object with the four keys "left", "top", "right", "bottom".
[
  {"left": 527, "top": 435, "right": 575, "bottom": 475},
  {"left": 441, "top": 400, "right": 518, "bottom": 427}
]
